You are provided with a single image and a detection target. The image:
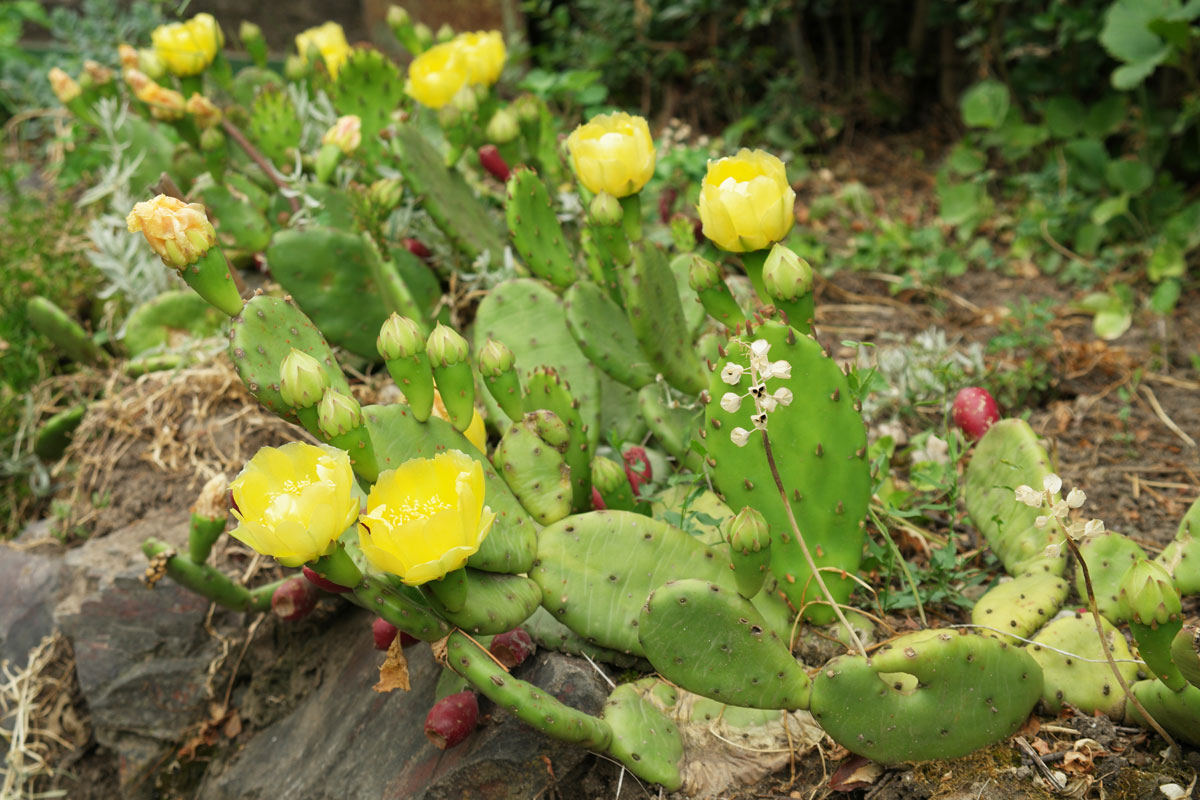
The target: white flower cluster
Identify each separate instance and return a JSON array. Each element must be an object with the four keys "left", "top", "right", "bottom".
[
  {"left": 719, "top": 339, "right": 793, "bottom": 447},
  {"left": 1013, "top": 473, "right": 1105, "bottom": 557}
]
